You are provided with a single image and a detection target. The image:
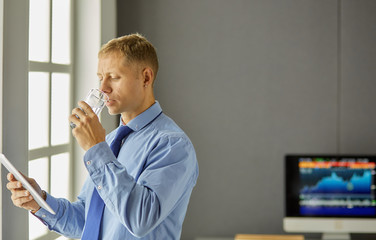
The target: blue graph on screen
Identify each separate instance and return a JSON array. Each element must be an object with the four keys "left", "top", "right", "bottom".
[
  {"left": 301, "top": 171, "right": 371, "bottom": 195},
  {"left": 299, "top": 164, "right": 376, "bottom": 216}
]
